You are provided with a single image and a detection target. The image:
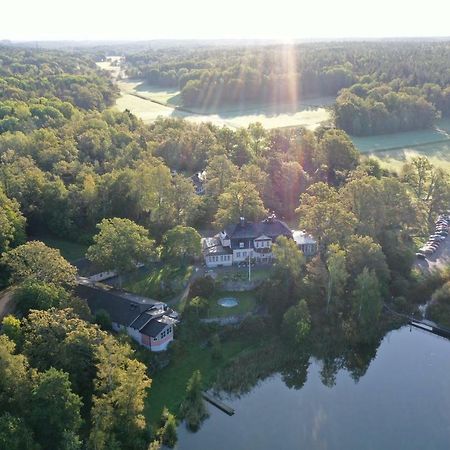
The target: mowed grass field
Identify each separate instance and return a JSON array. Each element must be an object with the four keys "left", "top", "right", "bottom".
[
  {"left": 352, "top": 119, "right": 450, "bottom": 173},
  {"left": 127, "top": 79, "right": 333, "bottom": 128},
  {"left": 116, "top": 79, "right": 332, "bottom": 129},
  {"left": 98, "top": 60, "right": 333, "bottom": 130}
]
